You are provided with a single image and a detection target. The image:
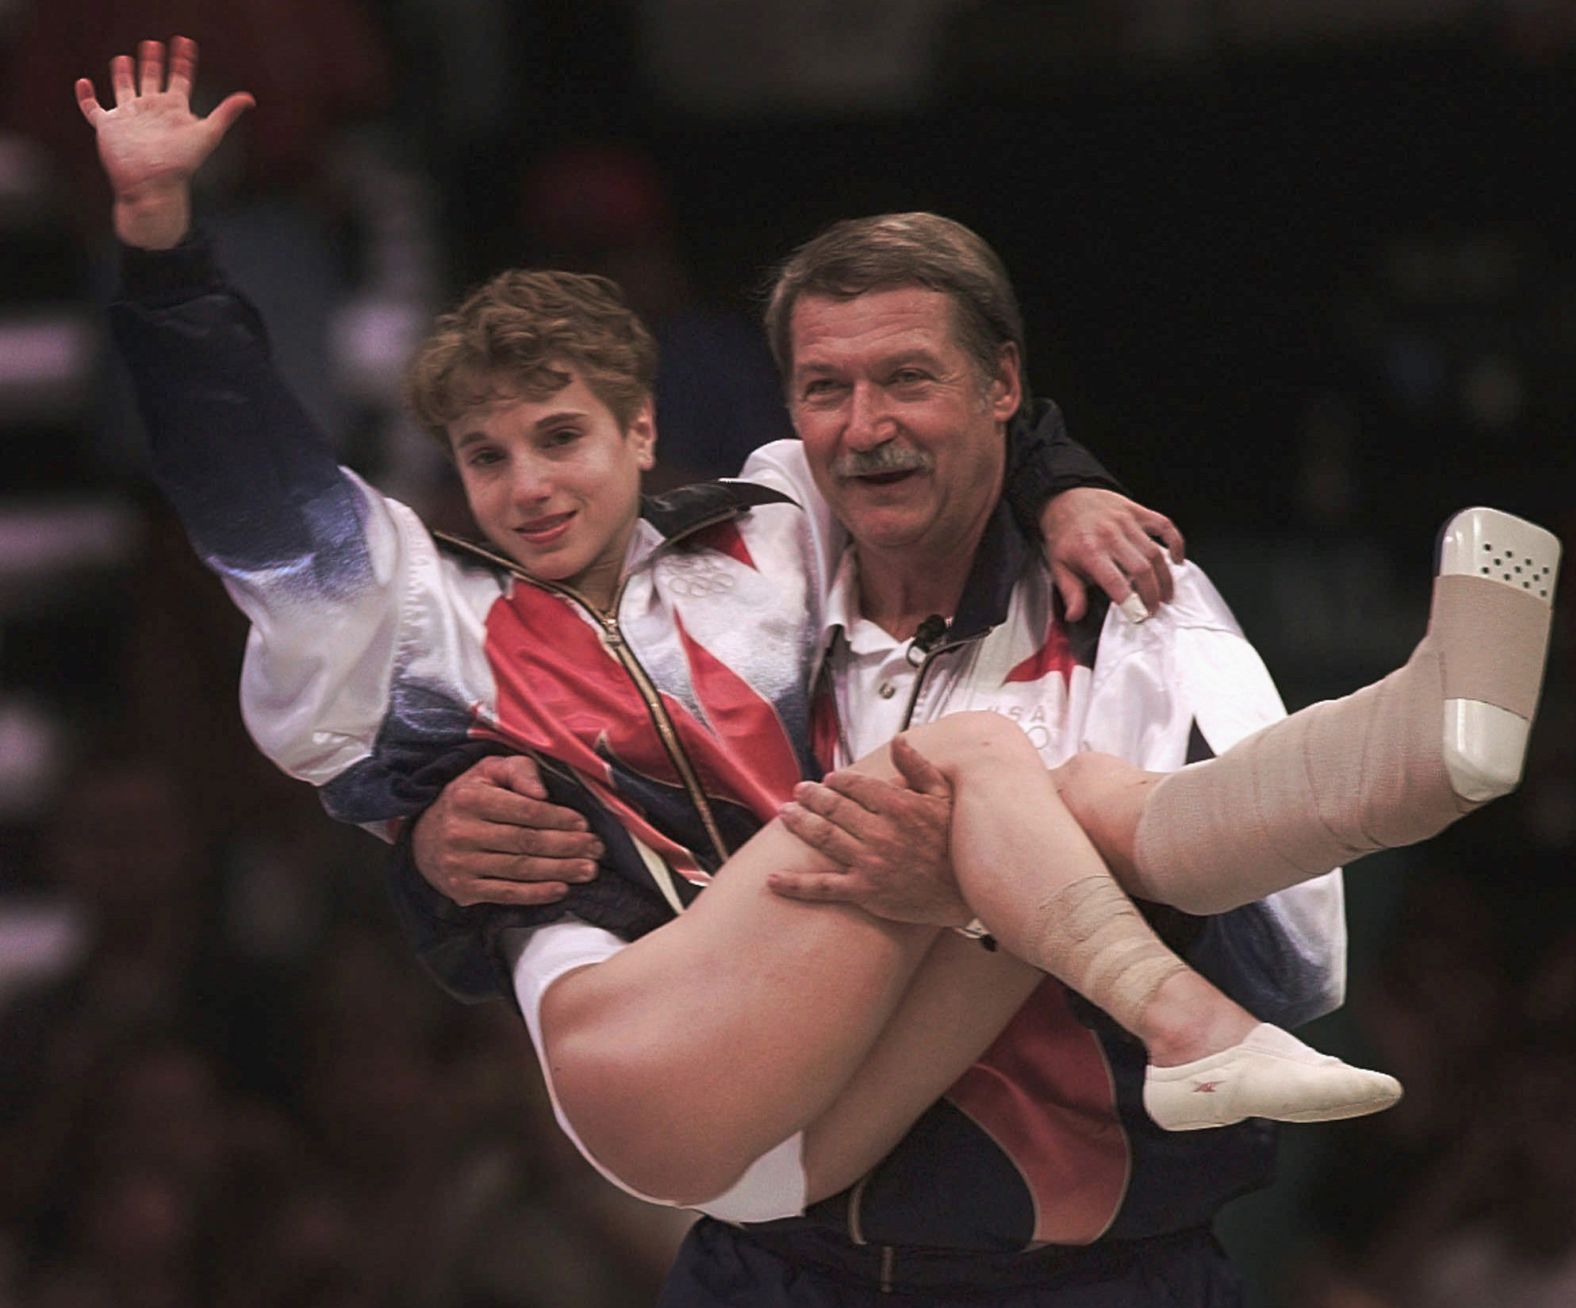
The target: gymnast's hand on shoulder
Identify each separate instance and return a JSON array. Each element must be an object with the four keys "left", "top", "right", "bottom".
[
  {"left": 1039, "top": 487, "right": 1185, "bottom": 623},
  {"left": 412, "top": 755, "right": 604, "bottom": 909},
  {"left": 769, "top": 736, "right": 970, "bottom": 927}
]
